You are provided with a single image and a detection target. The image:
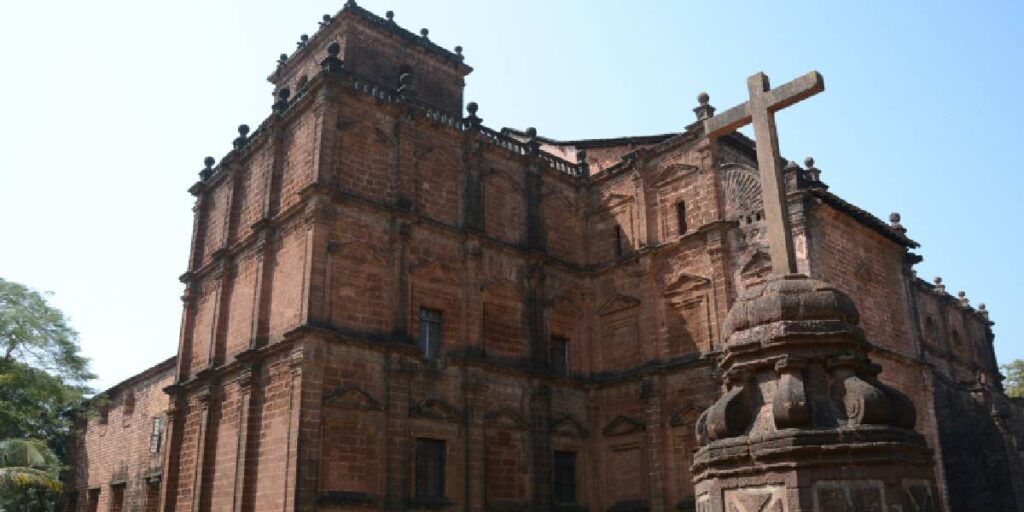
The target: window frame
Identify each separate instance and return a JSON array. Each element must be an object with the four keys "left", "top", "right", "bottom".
[
  {"left": 414, "top": 438, "right": 447, "bottom": 502},
  {"left": 553, "top": 450, "right": 578, "bottom": 503},
  {"left": 418, "top": 308, "right": 443, "bottom": 360},
  {"left": 676, "top": 201, "right": 688, "bottom": 236},
  {"left": 550, "top": 336, "right": 569, "bottom": 375}
]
